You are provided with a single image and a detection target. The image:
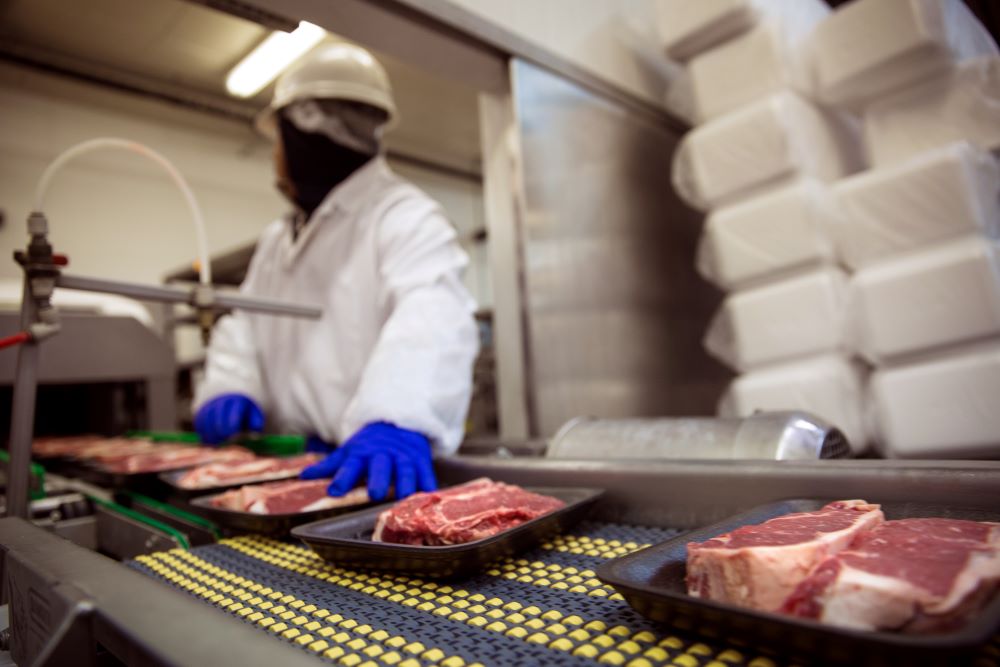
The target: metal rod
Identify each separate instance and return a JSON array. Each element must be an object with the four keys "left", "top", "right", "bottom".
[
  {"left": 56, "top": 274, "right": 192, "bottom": 304},
  {"left": 56, "top": 274, "right": 321, "bottom": 318},
  {"left": 6, "top": 281, "right": 40, "bottom": 519},
  {"left": 210, "top": 291, "right": 322, "bottom": 318}
]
